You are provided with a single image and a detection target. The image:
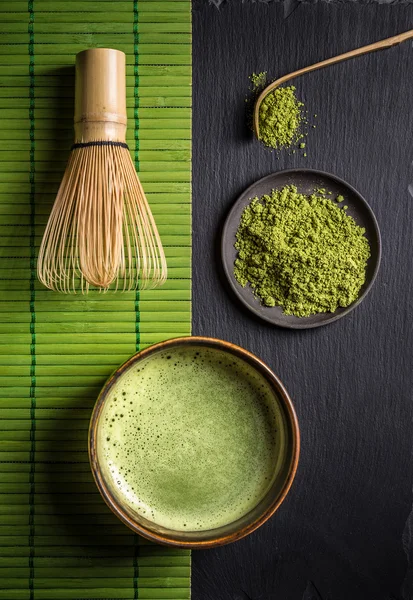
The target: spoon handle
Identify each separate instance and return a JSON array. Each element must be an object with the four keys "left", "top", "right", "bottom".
[
  {"left": 275, "top": 29, "right": 413, "bottom": 86},
  {"left": 254, "top": 29, "right": 413, "bottom": 137}
]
